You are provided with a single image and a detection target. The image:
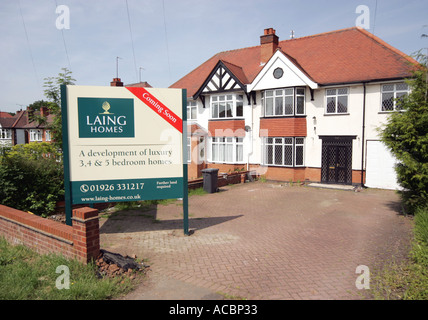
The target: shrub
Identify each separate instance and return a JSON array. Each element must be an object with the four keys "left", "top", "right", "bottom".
[
  {"left": 380, "top": 54, "right": 428, "bottom": 213},
  {"left": 0, "top": 142, "right": 64, "bottom": 216}
]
